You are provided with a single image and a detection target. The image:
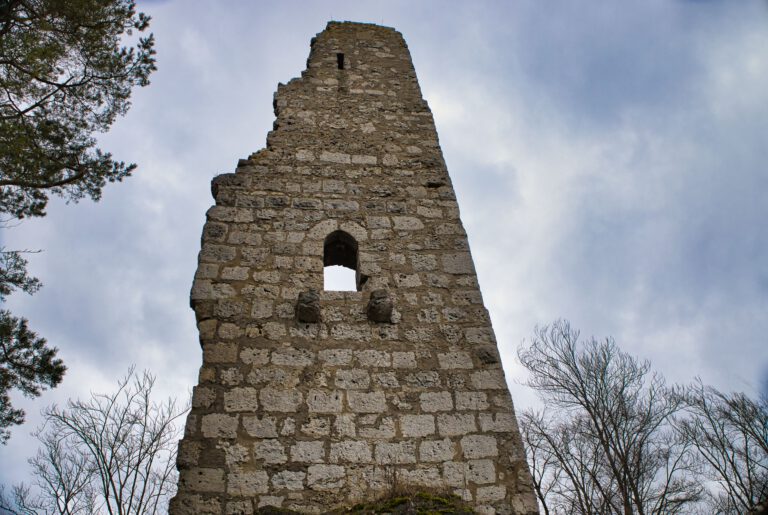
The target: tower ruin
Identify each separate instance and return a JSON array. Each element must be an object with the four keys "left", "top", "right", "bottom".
[{"left": 171, "top": 22, "right": 538, "bottom": 515}]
